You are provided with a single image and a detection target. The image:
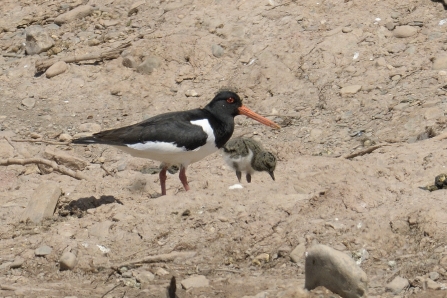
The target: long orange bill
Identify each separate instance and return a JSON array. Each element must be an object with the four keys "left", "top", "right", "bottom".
[{"left": 238, "top": 105, "right": 281, "bottom": 129}]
